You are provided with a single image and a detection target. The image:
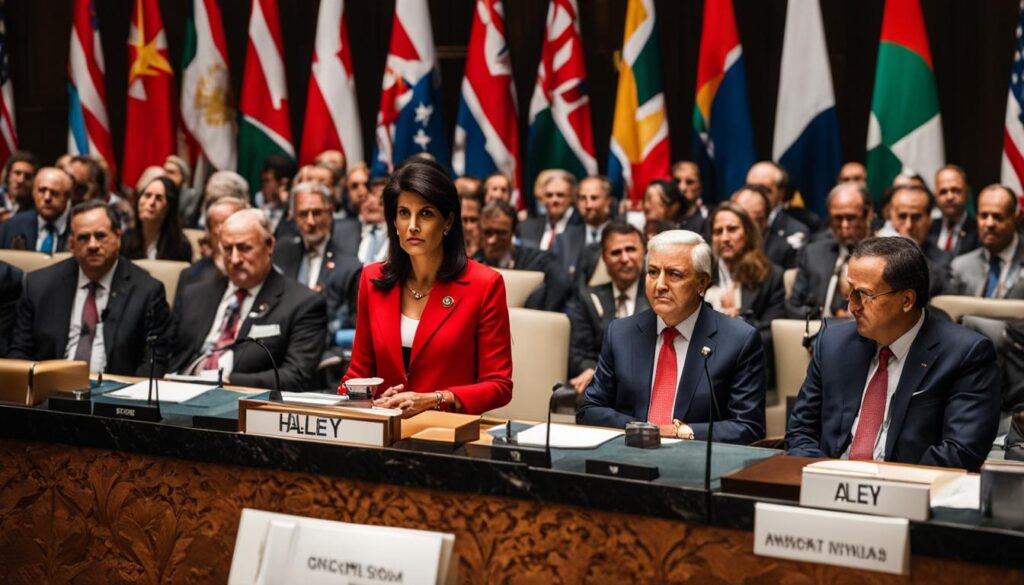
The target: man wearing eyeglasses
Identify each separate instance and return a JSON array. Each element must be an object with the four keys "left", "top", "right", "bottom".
[
  {"left": 476, "top": 200, "right": 570, "bottom": 312},
  {"left": 273, "top": 182, "right": 355, "bottom": 293},
  {"left": 786, "top": 236, "right": 1000, "bottom": 470},
  {"left": 7, "top": 200, "right": 175, "bottom": 375}
]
